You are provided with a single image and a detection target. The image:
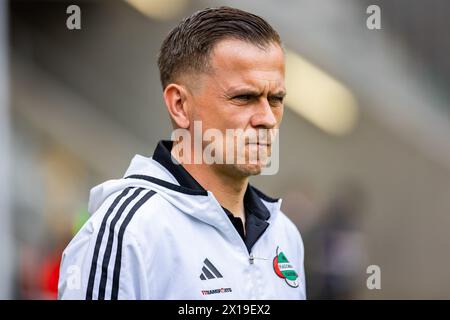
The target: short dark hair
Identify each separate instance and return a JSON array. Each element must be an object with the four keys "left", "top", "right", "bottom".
[{"left": 157, "top": 6, "right": 282, "bottom": 89}]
